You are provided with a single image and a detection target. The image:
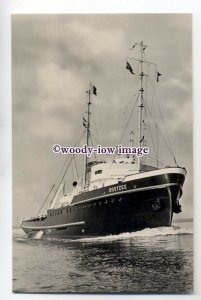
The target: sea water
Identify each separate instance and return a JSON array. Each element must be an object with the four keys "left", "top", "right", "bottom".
[{"left": 12, "top": 221, "right": 193, "bottom": 293}]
